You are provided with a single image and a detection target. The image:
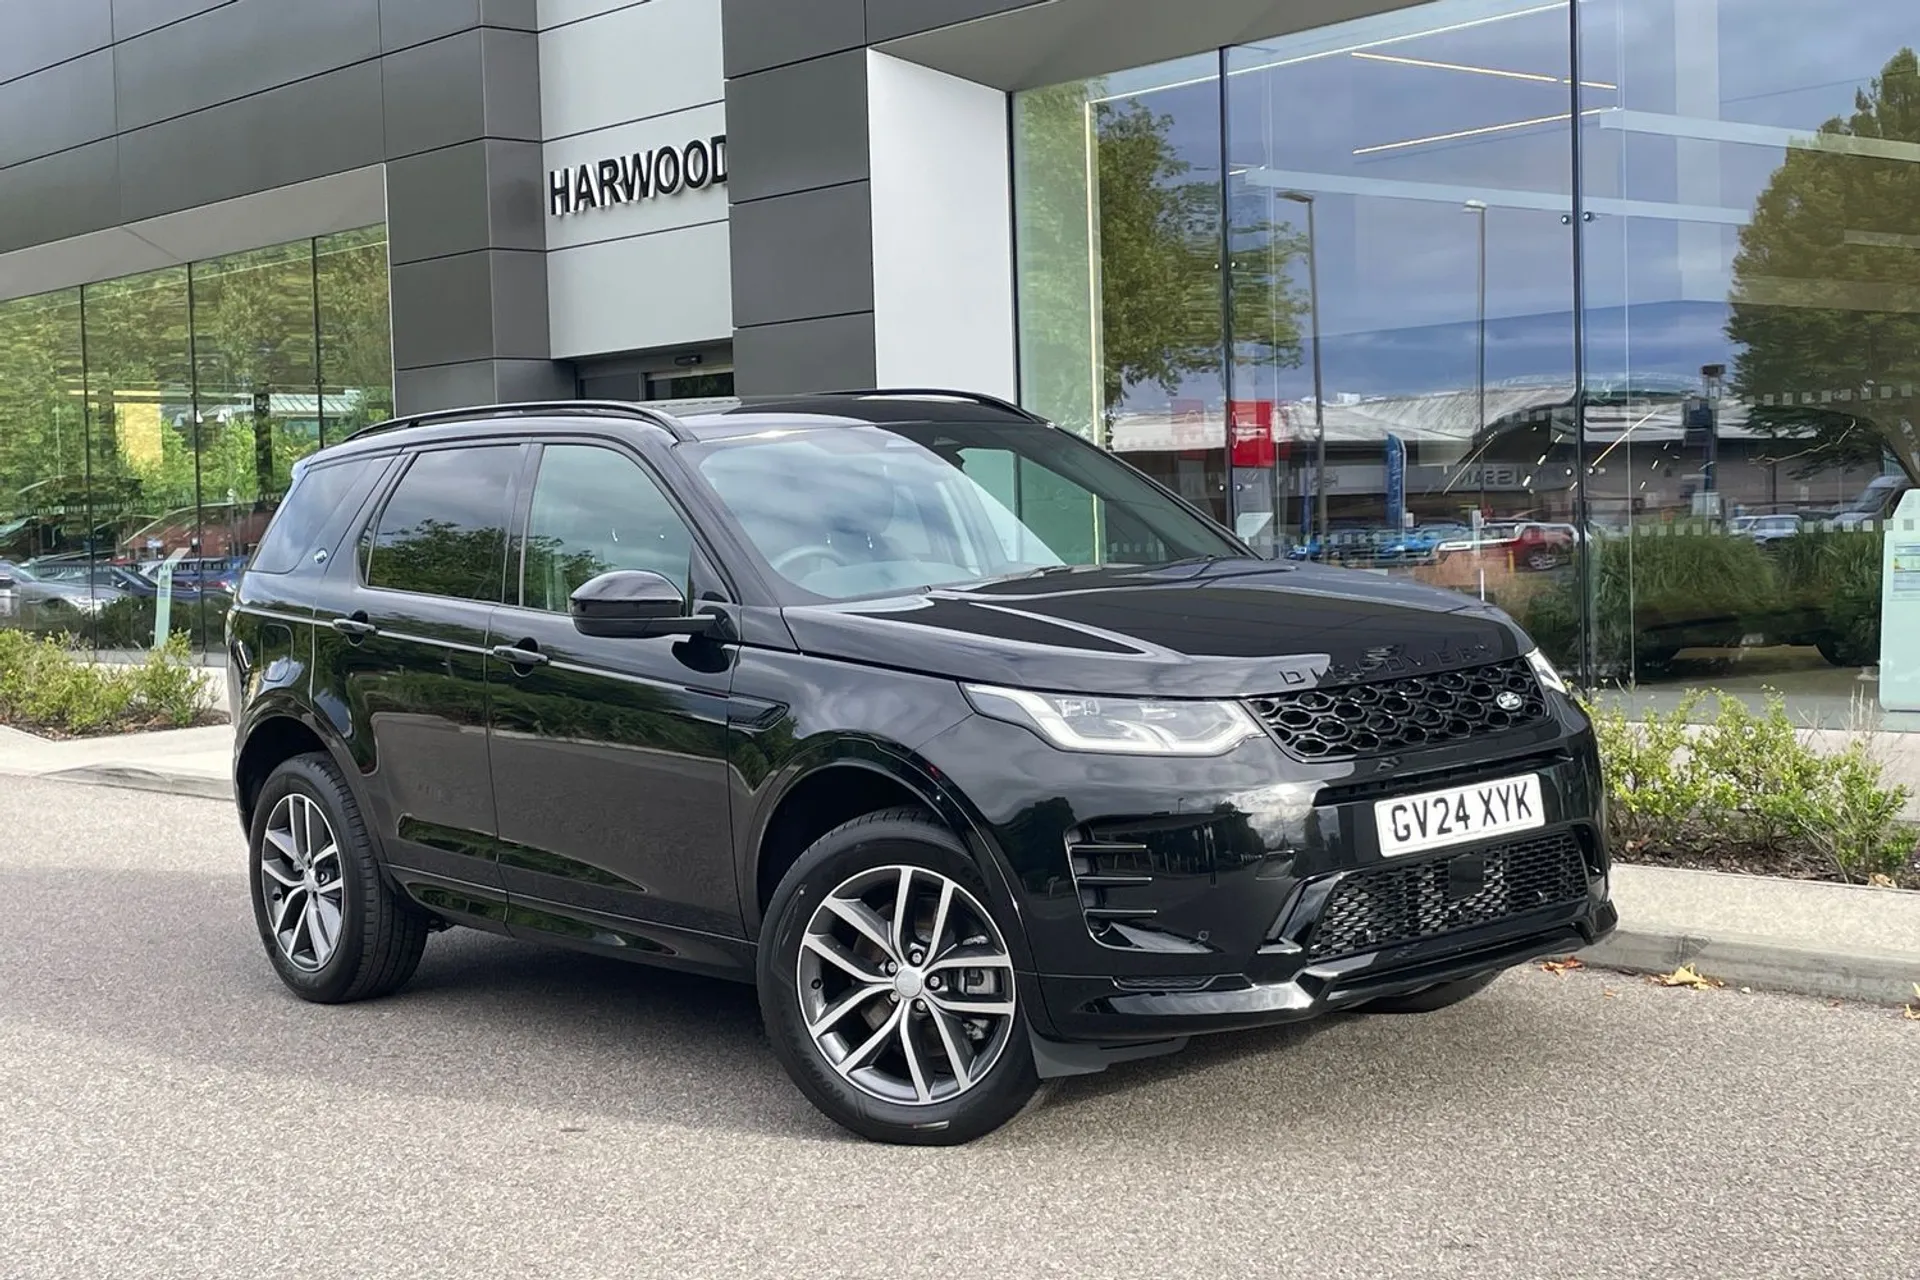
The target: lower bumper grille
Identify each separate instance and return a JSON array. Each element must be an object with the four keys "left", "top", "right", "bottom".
[{"left": 1306, "top": 830, "right": 1591, "bottom": 961}]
